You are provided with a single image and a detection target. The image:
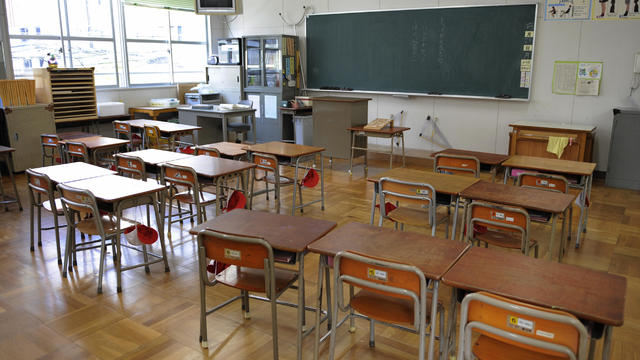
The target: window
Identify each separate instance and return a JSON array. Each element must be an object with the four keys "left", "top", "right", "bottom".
[
  {"left": 6, "top": 0, "right": 209, "bottom": 87},
  {"left": 123, "top": 6, "right": 208, "bottom": 85}
]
